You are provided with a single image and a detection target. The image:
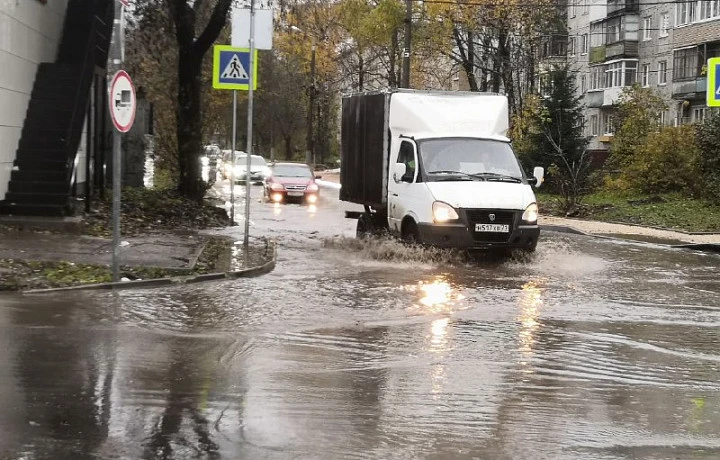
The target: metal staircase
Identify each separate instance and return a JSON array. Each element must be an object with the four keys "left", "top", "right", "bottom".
[{"left": 0, "top": 0, "right": 114, "bottom": 217}]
